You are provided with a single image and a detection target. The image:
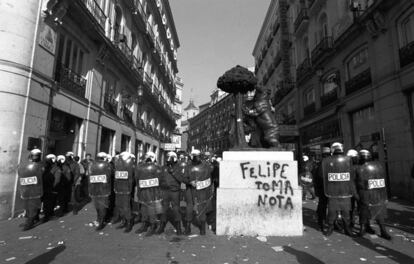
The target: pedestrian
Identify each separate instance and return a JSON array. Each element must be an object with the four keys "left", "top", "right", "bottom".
[
  {"left": 42, "top": 154, "right": 61, "bottom": 222},
  {"left": 18, "top": 149, "right": 44, "bottom": 231},
  {"left": 89, "top": 152, "right": 112, "bottom": 231},
  {"left": 134, "top": 151, "right": 163, "bottom": 237},
  {"left": 56, "top": 155, "right": 72, "bottom": 216},
  {"left": 322, "top": 142, "right": 356, "bottom": 237},
  {"left": 113, "top": 152, "right": 135, "bottom": 233},
  {"left": 158, "top": 151, "right": 187, "bottom": 235},
  {"left": 356, "top": 149, "right": 391, "bottom": 240},
  {"left": 187, "top": 149, "right": 214, "bottom": 235}
]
